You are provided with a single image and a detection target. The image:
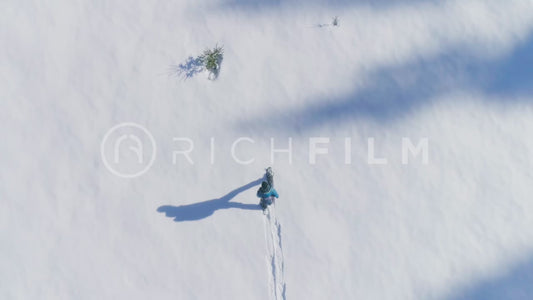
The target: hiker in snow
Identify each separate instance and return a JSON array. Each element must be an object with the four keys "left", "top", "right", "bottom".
[
  {"left": 257, "top": 181, "right": 278, "bottom": 209},
  {"left": 257, "top": 181, "right": 279, "bottom": 209},
  {"left": 258, "top": 167, "right": 278, "bottom": 210}
]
